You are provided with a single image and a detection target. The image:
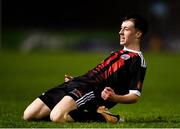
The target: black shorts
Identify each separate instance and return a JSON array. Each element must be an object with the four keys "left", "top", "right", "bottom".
[{"left": 39, "top": 76, "right": 100, "bottom": 111}]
